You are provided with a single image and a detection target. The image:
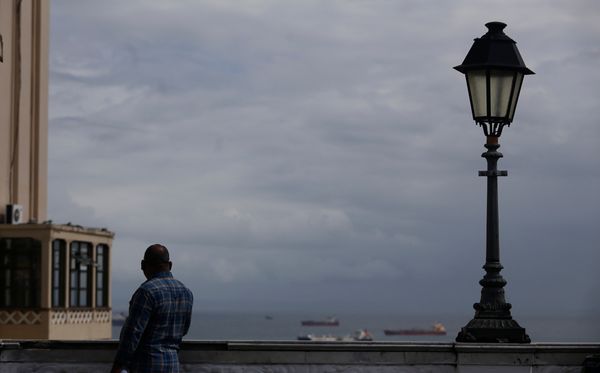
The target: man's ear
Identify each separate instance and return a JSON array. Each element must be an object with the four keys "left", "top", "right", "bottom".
[{"left": 168, "top": 261, "right": 173, "bottom": 270}]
